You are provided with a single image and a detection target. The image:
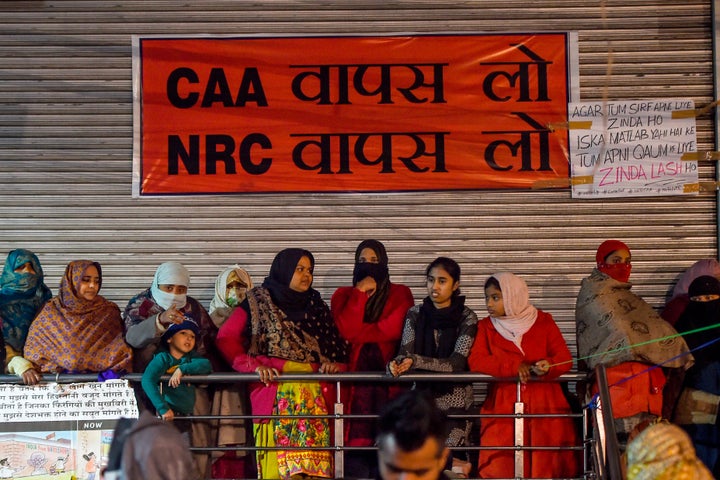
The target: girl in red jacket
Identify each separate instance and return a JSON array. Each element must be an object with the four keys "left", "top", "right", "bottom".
[{"left": 468, "top": 272, "right": 579, "bottom": 479}]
